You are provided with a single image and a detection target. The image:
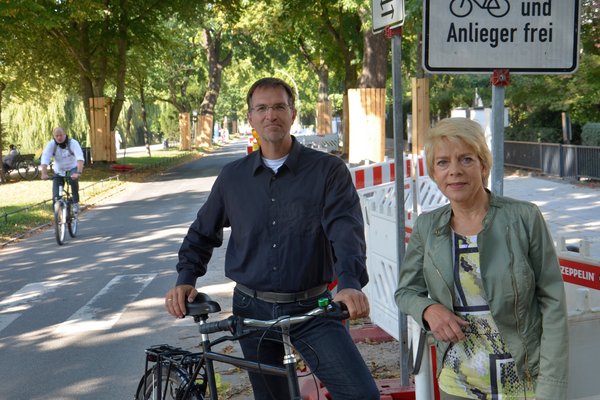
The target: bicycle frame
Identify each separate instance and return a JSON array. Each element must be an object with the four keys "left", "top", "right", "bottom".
[
  {"left": 52, "top": 173, "right": 77, "bottom": 245},
  {"left": 198, "top": 320, "right": 300, "bottom": 400}
]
